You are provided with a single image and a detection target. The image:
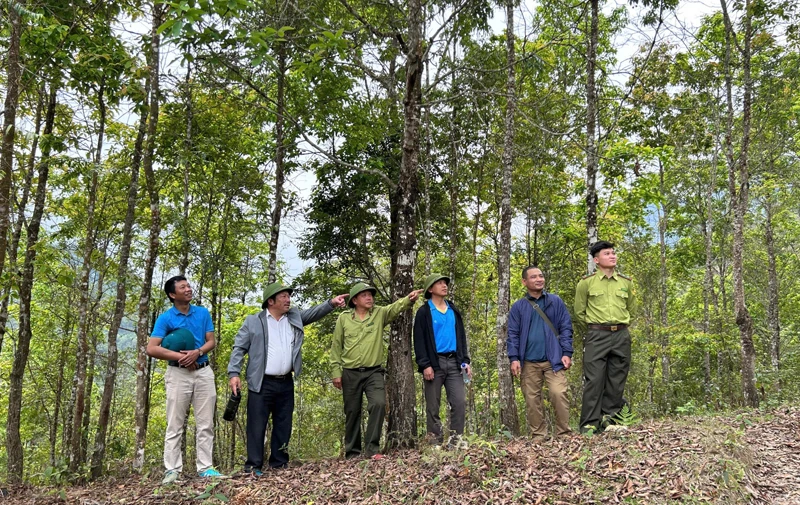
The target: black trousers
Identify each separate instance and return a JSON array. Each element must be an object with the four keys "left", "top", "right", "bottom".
[
  {"left": 342, "top": 367, "right": 385, "bottom": 458},
  {"left": 245, "top": 375, "right": 294, "bottom": 470},
  {"left": 579, "top": 327, "right": 631, "bottom": 432}
]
